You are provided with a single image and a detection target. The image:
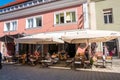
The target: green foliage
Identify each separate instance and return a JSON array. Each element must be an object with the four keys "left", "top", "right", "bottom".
[{"left": 90, "top": 57, "right": 94, "bottom": 65}]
